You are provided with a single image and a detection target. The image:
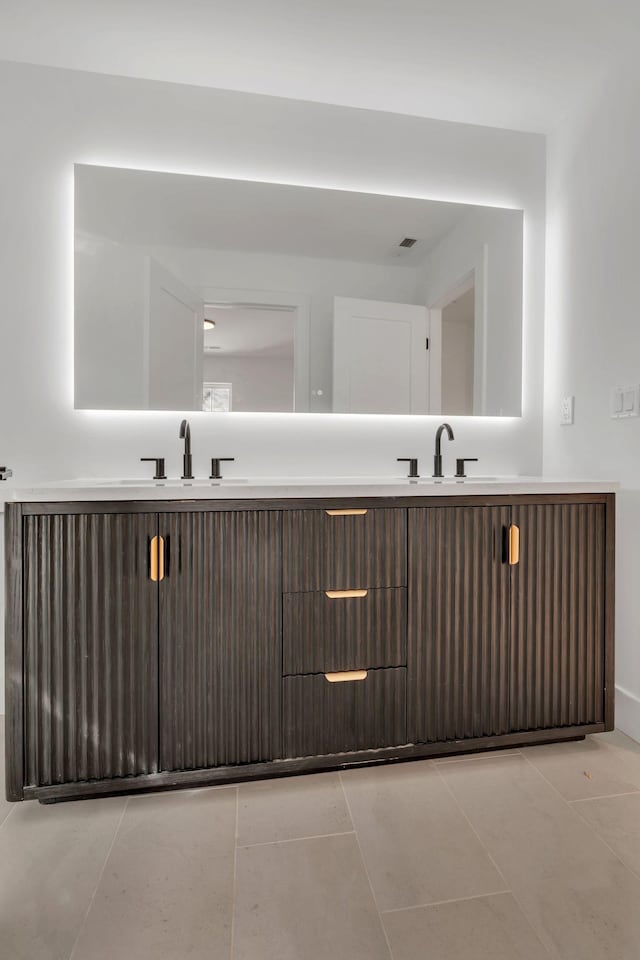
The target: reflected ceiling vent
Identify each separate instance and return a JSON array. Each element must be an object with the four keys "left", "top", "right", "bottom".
[{"left": 398, "top": 237, "right": 418, "bottom": 248}]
